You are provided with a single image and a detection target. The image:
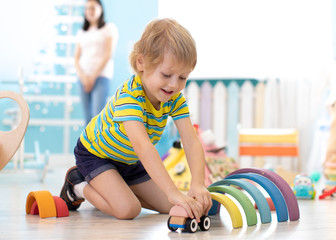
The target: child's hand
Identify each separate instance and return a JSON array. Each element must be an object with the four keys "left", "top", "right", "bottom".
[
  {"left": 188, "top": 183, "right": 212, "bottom": 215},
  {"left": 168, "top": 190, "right": 203, "bottom": 222}
]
